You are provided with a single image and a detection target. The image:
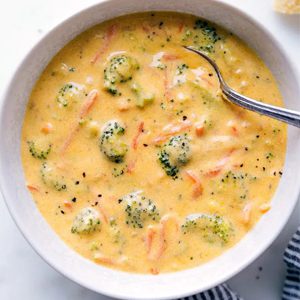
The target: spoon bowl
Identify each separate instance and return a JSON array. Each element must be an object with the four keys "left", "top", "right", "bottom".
[{"left": 184, "top": 46, "right": 300, "bottom": 128}]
